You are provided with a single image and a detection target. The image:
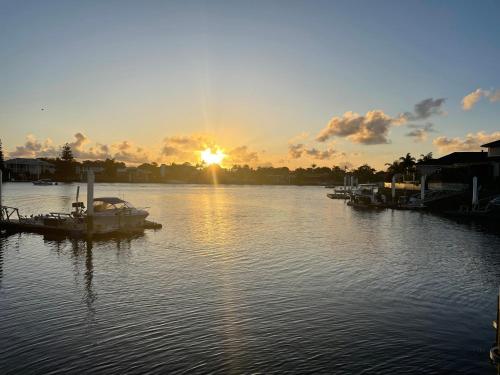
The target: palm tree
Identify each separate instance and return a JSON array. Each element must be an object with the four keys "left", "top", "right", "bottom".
[
  {"left": 417, "top": 152, "right": 433, "bottom": 163},
  {"left": 398, "top": 153, "right": 416, "bottom": 180}
]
